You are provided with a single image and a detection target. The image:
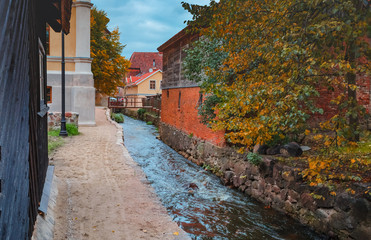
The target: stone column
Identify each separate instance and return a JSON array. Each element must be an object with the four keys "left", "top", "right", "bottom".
[{"left": 71, "top": 0, "right": 95, "bottom": 126}]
